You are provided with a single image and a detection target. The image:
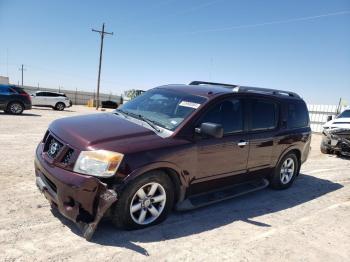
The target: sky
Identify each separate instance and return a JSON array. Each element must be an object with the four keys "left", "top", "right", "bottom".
[{"left": 0, "top": 0, "right": 349, "bottom": 104}]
